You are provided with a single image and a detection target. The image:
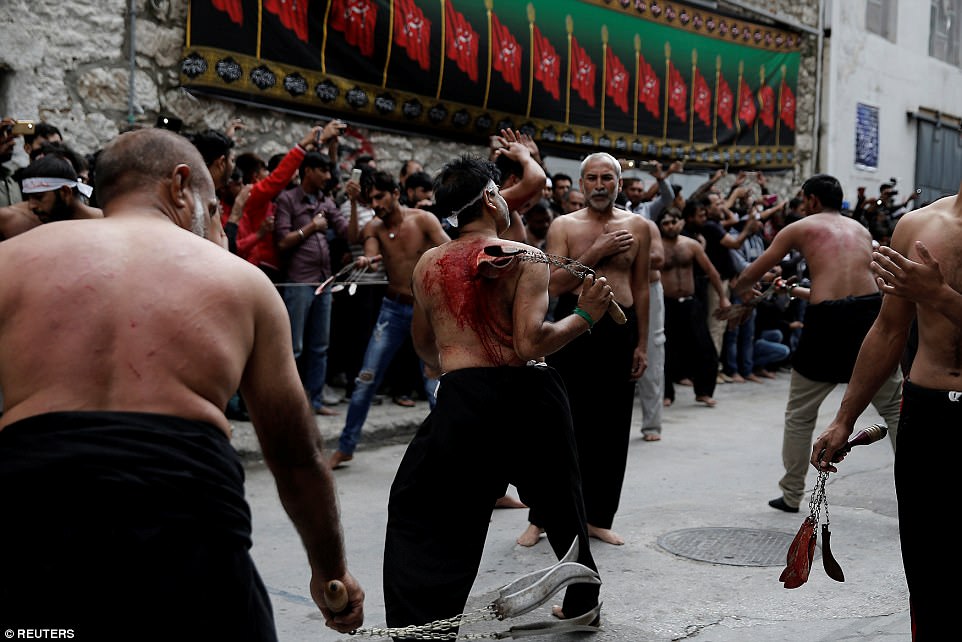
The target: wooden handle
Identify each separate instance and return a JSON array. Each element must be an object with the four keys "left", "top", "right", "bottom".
[
  {"left": 324, "top": 580, "right": 348, "bottom": 613},
  {"left": 608, "top": 300, "right": 627, "bottom": 324}
]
